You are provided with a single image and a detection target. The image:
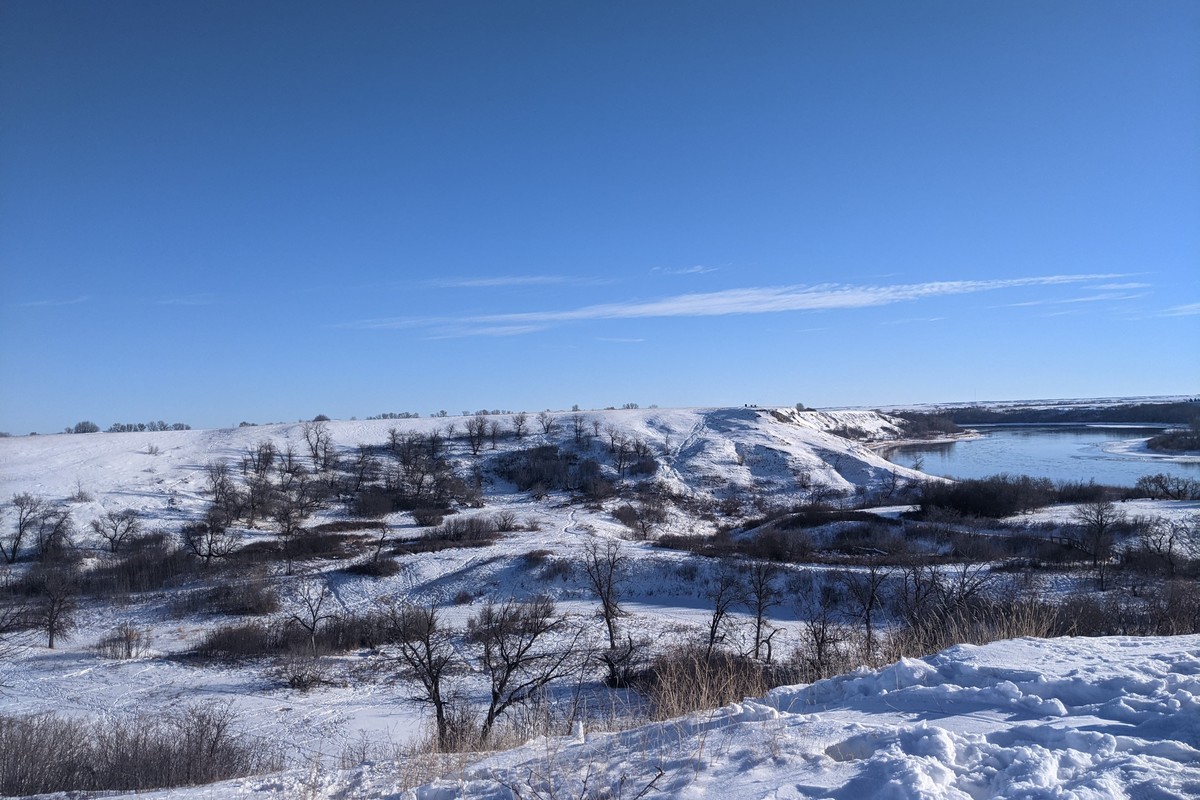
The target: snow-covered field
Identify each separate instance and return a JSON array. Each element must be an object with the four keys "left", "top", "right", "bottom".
[
  {"left": 1, "top": 407, "right": 1197, "bottom": 798},
  {"left": 69, "top": 636, "right": 1200, "bottom": 799}
]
